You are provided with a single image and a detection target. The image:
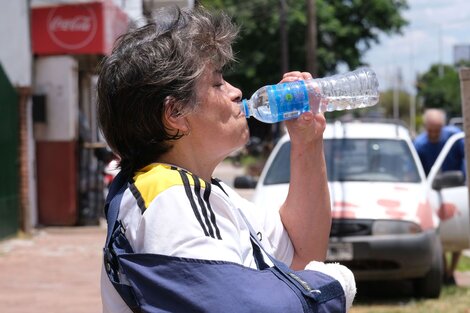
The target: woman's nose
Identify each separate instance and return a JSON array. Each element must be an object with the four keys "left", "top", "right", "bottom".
[{"left": 227, "top": 82, "right": 242, "bottom": 102}]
